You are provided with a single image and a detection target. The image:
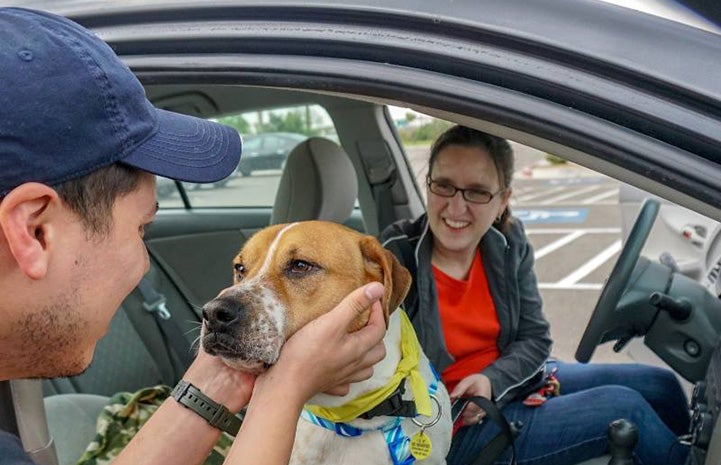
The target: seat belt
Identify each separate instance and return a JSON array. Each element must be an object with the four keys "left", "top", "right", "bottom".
[
  {"left": 358, "top": 140, "right": 398, "bottom": 235},
  {"left": 466, "top": 396, "right": 521, "bottom": 465},
  {"left": 371, "top": 169, "right": 397, "bottom": 235},
  {"left": 9, "top": 379, "right": 58, "bottom": 465},
  {"left": 137, "top": 277, "right": 195, "bottom": 370}
]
